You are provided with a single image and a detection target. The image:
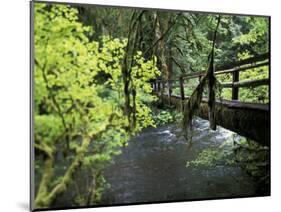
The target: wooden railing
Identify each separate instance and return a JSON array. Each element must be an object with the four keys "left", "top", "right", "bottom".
[{"left": 152, "top": 53, "right": 269, "bottom": 103}]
